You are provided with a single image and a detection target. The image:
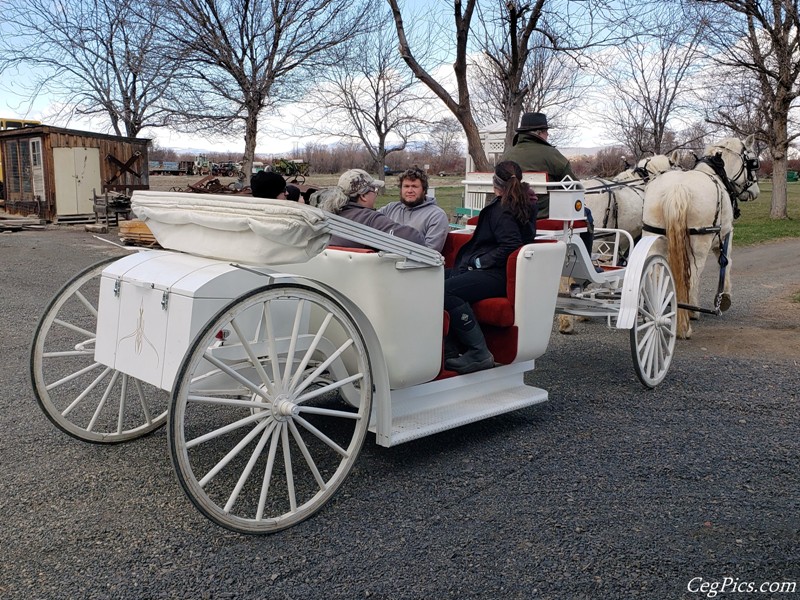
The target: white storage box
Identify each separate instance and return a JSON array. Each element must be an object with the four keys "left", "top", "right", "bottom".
[
  {"left": 549, "top": 188, "right": 585, "bottom": 221},
  {"left": 95, "top": 251, "right": 277, "bottom": 391}
]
